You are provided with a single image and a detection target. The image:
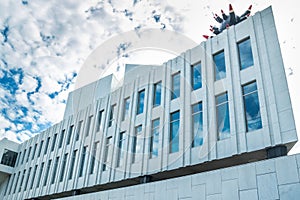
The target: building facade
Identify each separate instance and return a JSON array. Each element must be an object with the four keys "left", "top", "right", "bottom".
[{"left": 0, "top": 6, "right": 298, "bottom": 200}]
